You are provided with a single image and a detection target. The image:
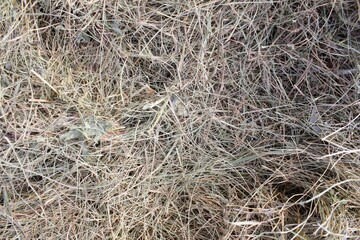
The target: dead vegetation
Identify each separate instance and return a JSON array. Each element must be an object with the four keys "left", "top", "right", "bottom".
[{"left": 0, "top": 0, "right": 359, "bottom": 239}]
